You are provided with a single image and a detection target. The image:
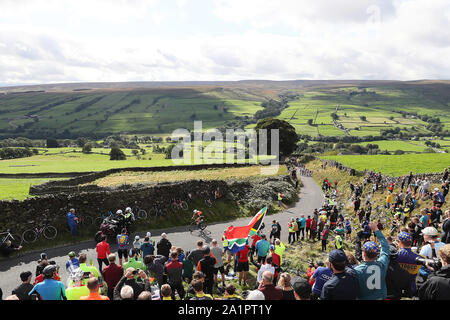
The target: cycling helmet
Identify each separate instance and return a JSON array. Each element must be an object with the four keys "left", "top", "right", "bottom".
[
  {"left": 43, "top": 265, "right": 57, "bottom": 277},
  {"left": 193, "top": 209, "right": 198, "bottom": 213},
  {"left": 116, "top": 210, "right": 123, "bottom": 215},
  {"left": 125, "top": 207, "right": 131, "bottom": 212}
]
